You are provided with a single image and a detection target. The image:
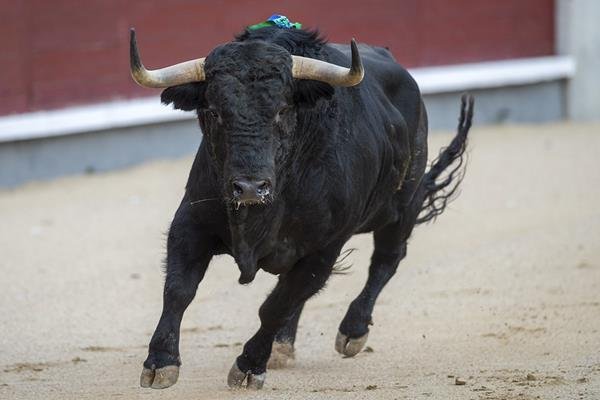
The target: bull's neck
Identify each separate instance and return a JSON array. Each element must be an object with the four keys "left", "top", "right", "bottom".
[{"left": 227, "top": 200, "right": 283, "bottom": 284}]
